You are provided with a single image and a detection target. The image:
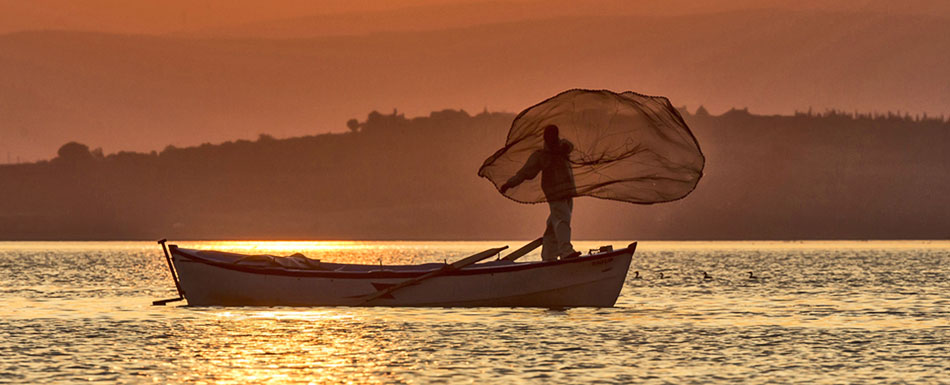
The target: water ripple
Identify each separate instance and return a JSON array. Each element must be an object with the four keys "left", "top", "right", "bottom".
[{"left": 1, "top": 241, "right": 948, "bottom": 383}]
